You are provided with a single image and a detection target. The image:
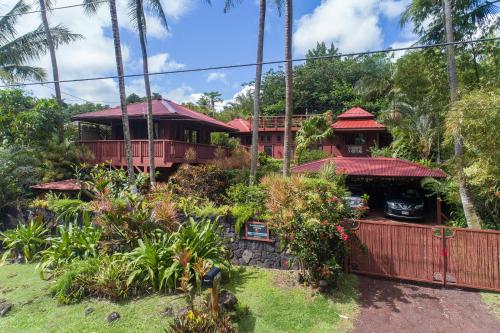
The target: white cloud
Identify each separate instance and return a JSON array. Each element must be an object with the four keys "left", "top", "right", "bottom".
[
  {"left": 293, "top": 0, "right": 413, "bottom": 55},
  {"left": 379, "top": 0, "right": 410, "bottom": 19},
  {"left": 294, "top": 0, "right": 384, "bottom": 55},
  {"left": 130, "top": 53, "right": 185, "bottom": 73},
  {"left": 1, "top": 0, "right": 193, "bottom": 104},
  {"left": 207, "top": 72, "right": 227, "bottom": 84}
]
